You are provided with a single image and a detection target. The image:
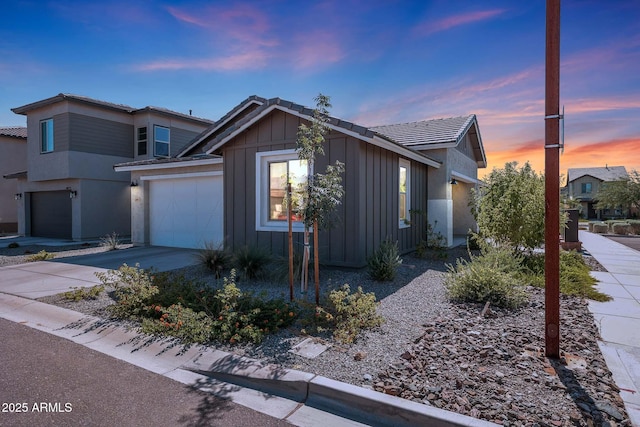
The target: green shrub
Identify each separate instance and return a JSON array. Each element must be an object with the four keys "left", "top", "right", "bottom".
[
  {"left": 612, "top": 223, "right": 631, "bottom": 235},
  {"left": 7, "top": 242, "right": 19, "bottom": 249},
  {"left": 327, "top": 284, "right": 383, "bottom": 344},
  {"left": 367, "top": 238, "right": 402, "bottom": 281},
  {"left": 27, "top": 250, "right": 55, "bottom": 262},
  {"left": 197, "top": 242, "right": 230, "bottom": 278},
  {"left": 559, "top": 251, "right": 611, "bottom": 301},
  {"left": 444, "top": 245, "right": 528, "bottom": 309},
  {"left": 417, "top": 222, "right": 448, "bottom": 259},
  {"left": 100, "top": 232, "right": 120, "bottom": 251},
  {"left": 95, "top": 264, "right": 159, "bottom": 318},
  {"left": 101, "top": 266, "right": 296, "bottom": 344},
  {"left": 466, "top": 232, "right": 482, "bottom": 251},
  {"left": 142, "top": 304, "right": 214, "bottom": 343},
  {"left": 629, "top": 220, "right": 640, "bottom": 235},
  {"left": 520, "top": 251, "right": 611, "bottom": 301},
  {"left": 233, "top": 246, "right": 271, "bottom": 280},
  {"left": 592, "top": 223, "right": 608, "bottom": 234},
  {"left": 63, "top": 285, "right": 105, "bottom": 301}
]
